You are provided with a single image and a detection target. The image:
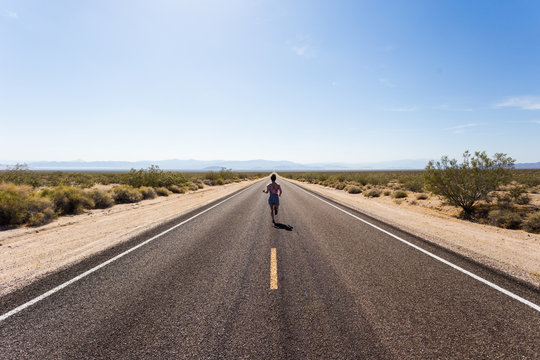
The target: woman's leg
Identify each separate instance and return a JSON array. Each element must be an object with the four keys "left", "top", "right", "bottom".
[{"left": 270, "top": 204, "right": 275, "bottom": 222}]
